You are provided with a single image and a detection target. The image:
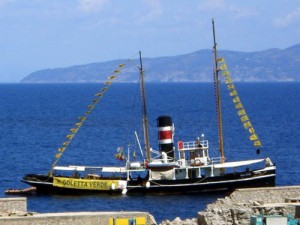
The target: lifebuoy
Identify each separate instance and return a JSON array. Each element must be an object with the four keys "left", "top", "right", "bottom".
[{"left": 195, "top": 159, "right": 201, "bottom": 166}]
